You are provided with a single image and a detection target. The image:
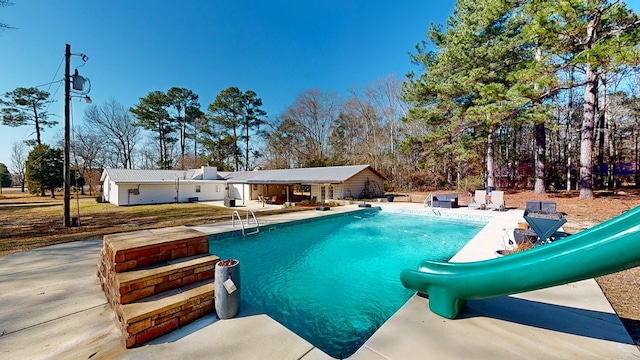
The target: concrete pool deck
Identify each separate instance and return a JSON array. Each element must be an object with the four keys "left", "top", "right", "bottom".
[{"left": 0, "top": 203, "right": 638, "bottom": 359}]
